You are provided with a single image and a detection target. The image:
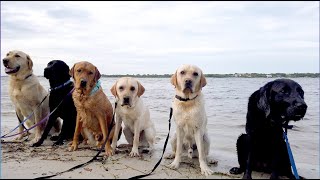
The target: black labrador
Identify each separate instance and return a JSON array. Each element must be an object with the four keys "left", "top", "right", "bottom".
[
  {"left": 32, "top": 60, "right": 77, "bottom": 147},
  {"left": 230, "top": 79, "right": 307, "bottom": 179}
]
